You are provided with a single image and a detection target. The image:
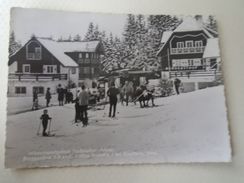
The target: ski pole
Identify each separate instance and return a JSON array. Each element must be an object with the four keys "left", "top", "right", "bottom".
[
  {"left": 132, "top": 91, "right": 146, "bottom": 103},
  {"left": 37, "top": 120, "right": 42, "bottom": 136}
]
